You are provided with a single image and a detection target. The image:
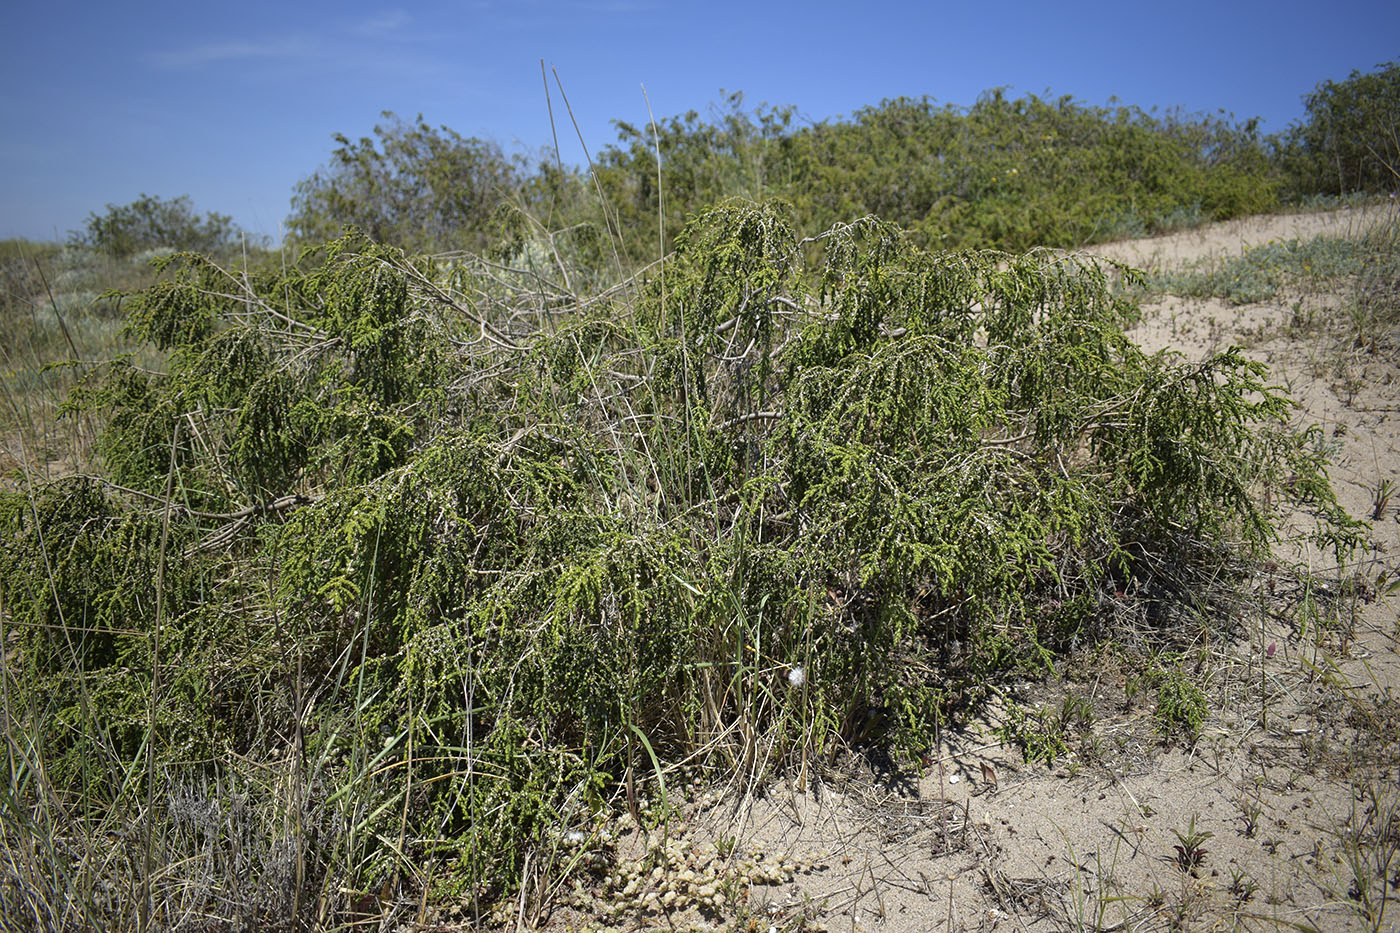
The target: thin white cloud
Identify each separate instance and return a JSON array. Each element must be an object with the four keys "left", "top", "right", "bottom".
[
  {"left": 145, "top": 15, "right": 462, "bottom": 85},
  {"left": 512, "top": 0, "right": 655, "bottom": 12},
  {"left": 152, "top": 37, "right": 312, "bottom": 69},
  {"left": 575, "top": 0, "right": 657, "bottom": 11},
  {"left": 352, "top": 10, "right": 413, "bottom": 37}
]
